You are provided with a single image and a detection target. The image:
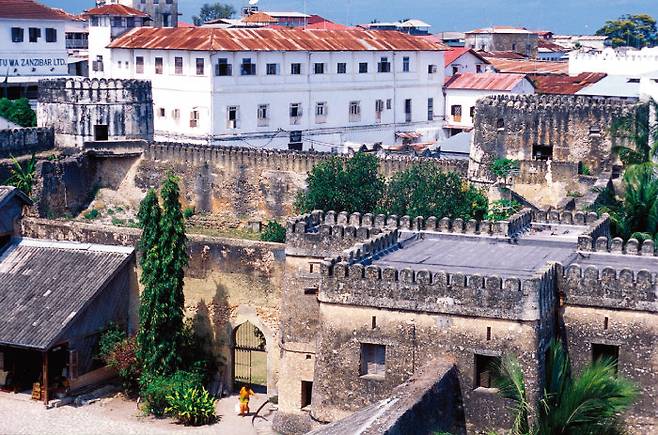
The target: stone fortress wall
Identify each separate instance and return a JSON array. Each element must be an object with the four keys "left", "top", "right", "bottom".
[
  {"left": 0, "top": 127, "right": 54, "bottom": 158},
  {"left": 37, "top": 78, "right": 154, "bottom": 148}
]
